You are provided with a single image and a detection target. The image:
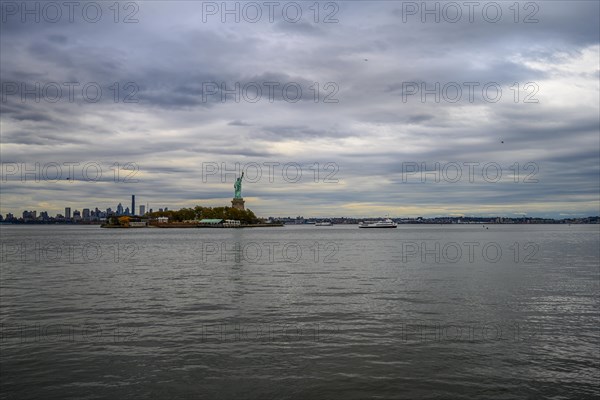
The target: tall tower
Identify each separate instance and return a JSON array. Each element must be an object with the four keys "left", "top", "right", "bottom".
[
  {"left": 132, "top": 195, "right": 136, "bottom": 216},
  {"left": 232, "top": 173, "right": 245, "bottom": 210}
]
